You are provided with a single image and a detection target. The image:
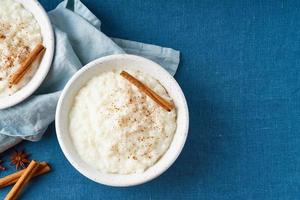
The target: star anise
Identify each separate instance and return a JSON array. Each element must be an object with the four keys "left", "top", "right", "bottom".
[
  {"left": 10, "top": 149, "right": 30, "bottom": 170},
  {"left": 0, "top": 160, "right": 5, "bottom": 171}
]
